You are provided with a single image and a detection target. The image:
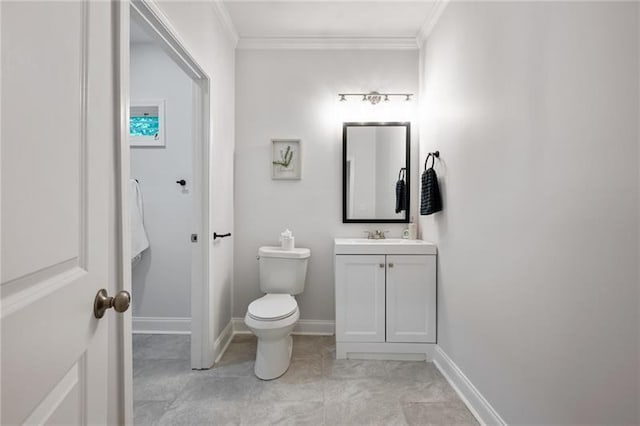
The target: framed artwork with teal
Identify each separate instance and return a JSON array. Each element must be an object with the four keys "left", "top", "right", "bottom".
[{"left": 130, "top": 99, "right": 165, "bottom": 147}]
